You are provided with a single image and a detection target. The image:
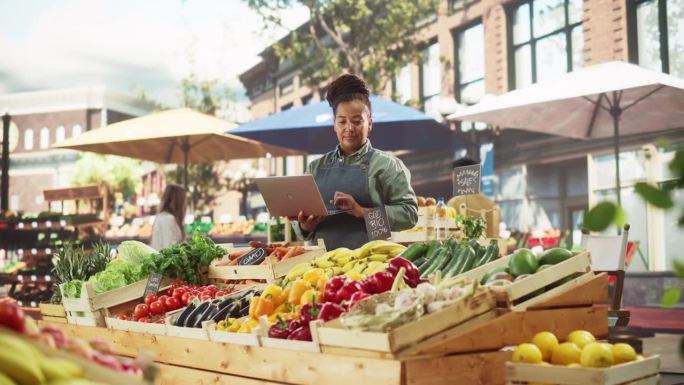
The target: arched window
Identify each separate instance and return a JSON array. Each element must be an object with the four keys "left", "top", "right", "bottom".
[
  {"left": 72, "top": 124, "right": 82, "bottom": 138},
  {"left": 40, "top": 127, "right": 50, "bottom": 149},
  {"left": 56, "top": 126, "right": 65, "bottom": 143},
  {"left": 24, "top": 128, "right": 34, "bottom": 150}
]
